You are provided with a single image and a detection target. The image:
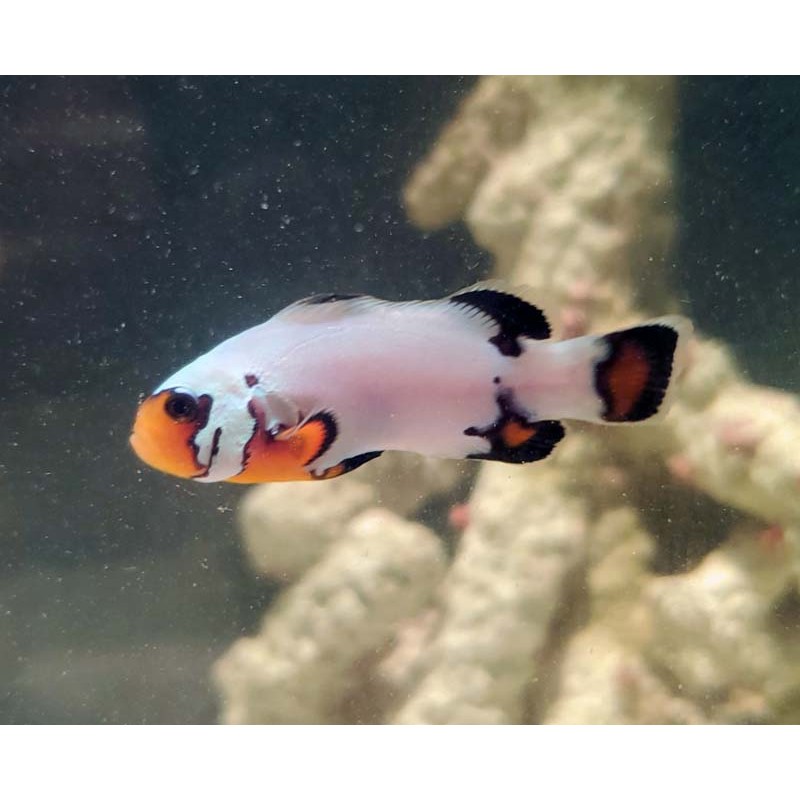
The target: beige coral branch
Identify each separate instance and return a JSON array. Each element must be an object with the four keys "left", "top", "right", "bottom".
[
  {"left": 213, "top": 508, "right": 446, "bottom": 724},
  {"left": 393, "top": 451, "right": 587, "bottom": 724},
  {"left": 669, "top": 340, "right": 800, "bottom": 529},
  {"left": 646, "top": 525, "right": 795, "bottom": 701}
]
